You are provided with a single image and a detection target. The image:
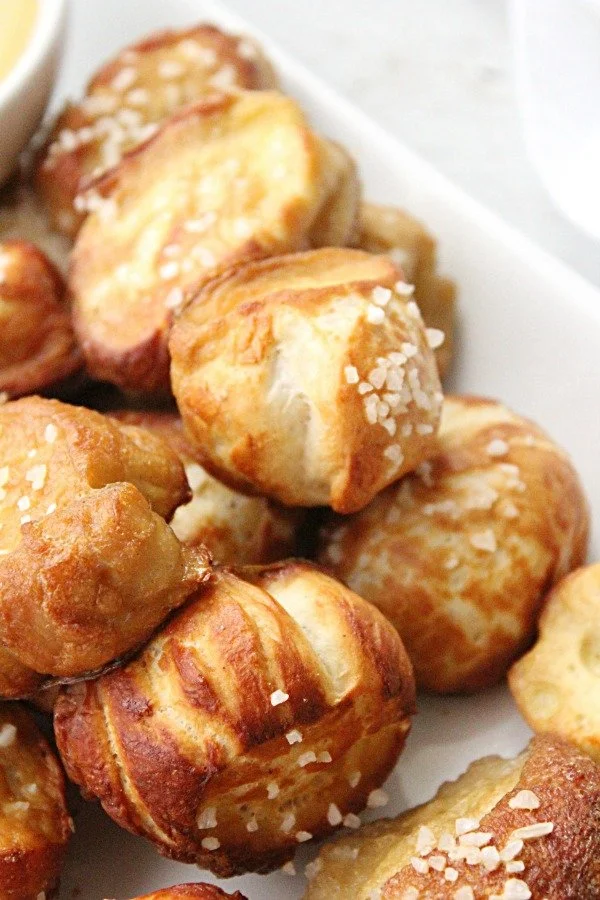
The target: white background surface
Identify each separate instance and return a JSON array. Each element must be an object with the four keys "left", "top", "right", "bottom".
[{"left": 224, "top": 0, "right": 600, "bottom": 288}]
